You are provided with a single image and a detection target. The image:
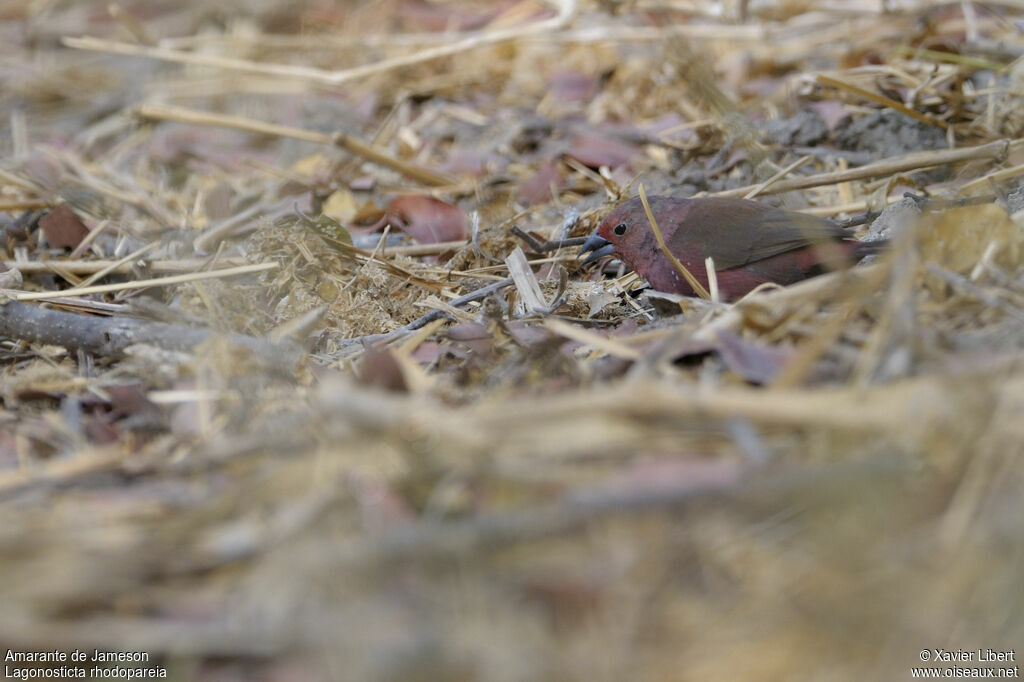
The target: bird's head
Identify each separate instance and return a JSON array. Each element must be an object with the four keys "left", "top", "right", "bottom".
[{"left": 579, "top": 197, "right": 660, "bottom": 266}]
